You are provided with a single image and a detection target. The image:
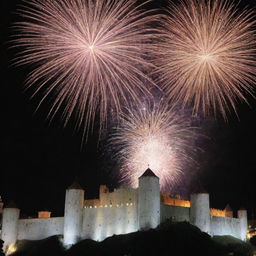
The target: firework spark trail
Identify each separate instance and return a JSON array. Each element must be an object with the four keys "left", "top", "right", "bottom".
[
  {"left": 154, "top": 0, "right": 256, "bottom": 119},
  {"left": 12, "top": 0, "right": 158, "bottom": 135},
  {"left": 110, "top": 103, "right": 197, "bottom": 191}
]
